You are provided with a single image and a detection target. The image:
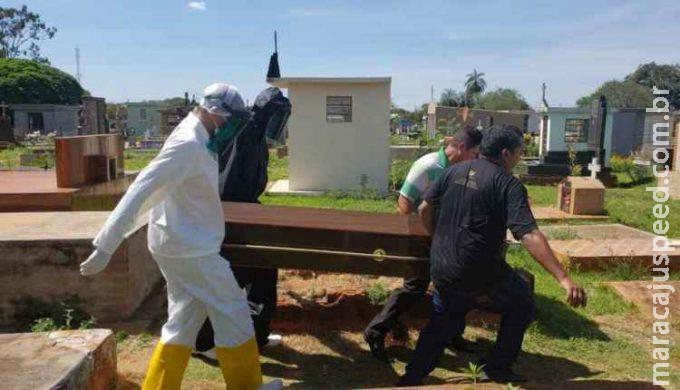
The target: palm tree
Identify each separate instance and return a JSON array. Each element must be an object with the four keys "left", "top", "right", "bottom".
[
  {"left": 439, "top": 88, "right": 462, "bottom": 107},
  {"left": 464, "top": 69, "right": 486, "bottom": 106}
]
